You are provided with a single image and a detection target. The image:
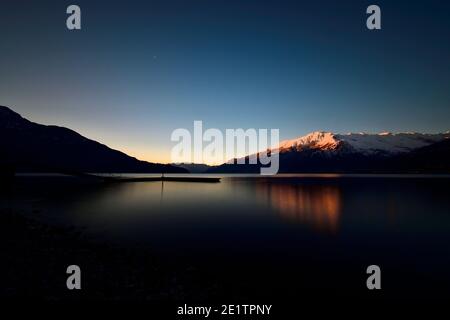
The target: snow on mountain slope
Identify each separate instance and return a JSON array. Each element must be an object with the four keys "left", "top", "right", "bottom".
[
  {"left": 277, "top": 131, "right": 450, "bottom": 155},
  {"left": 278, "top": 131, "right": 340, "bottom": 151},
  {"left": 336, "top": 132, "right": 449, "bottom": 154}
]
